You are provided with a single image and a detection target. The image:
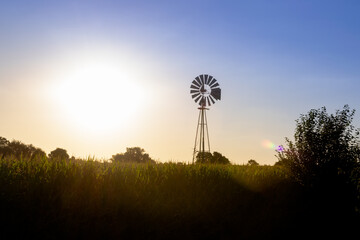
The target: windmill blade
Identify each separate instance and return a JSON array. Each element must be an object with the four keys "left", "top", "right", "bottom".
[
  {"left": 208, "top": 77, "right": 216, "bottom": 86},
  {"left": 199, "top": 75, "right": 205, "bottom": 84},
  {"left": 199, "top": 97, "right": 206, "bottom": 106},
  {"left": 204, "top": 74, "right": 209, "bottom": 84},
  {"left": 209, "top": 95, "right": 216, "bottom": 104},
  {"left": 195, "top": 76, "right": 202, "bottom": 85},
  {"left": 191, "top": 84, "right": 199, "bottom": 90},
  {"left": 210, "top": 82, "right": 219, "bottom": 88},
  {"left": 191, "top": 93, "right": 200, "bottom": 99},
  {"left": 192, "top": 79, "right": 201, "bottom": 88},
  {"left": 194, "top": 94, "right": 202, "bottom": 103},
  {"left": 207, "top": 75, "right": 214, "bottom": 85},
  {"left": 190, "top": 89, "right": 199, "bottom": 94},
  {"left": 207, "top": 97, "right": 211, "bottom": 106},
  {"left": 211, "top": 88, "right": 221, "bottom": 100}
]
